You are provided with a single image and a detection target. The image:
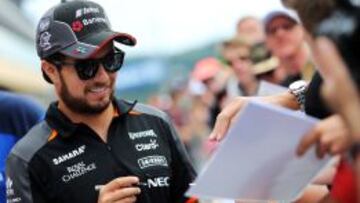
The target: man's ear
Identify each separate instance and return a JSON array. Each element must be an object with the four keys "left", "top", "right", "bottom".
[{"left": 41, "top": 60, "right": 60, "bottom": 84}]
